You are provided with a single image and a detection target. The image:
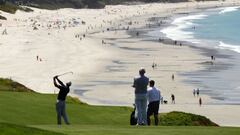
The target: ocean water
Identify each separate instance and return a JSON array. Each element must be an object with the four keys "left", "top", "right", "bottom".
[
  {"left": 161, "top": 6, "right": 240, "bottom": 52},
  {"left": 159, "top": 7, "right": 240, "bottom": 105}
]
